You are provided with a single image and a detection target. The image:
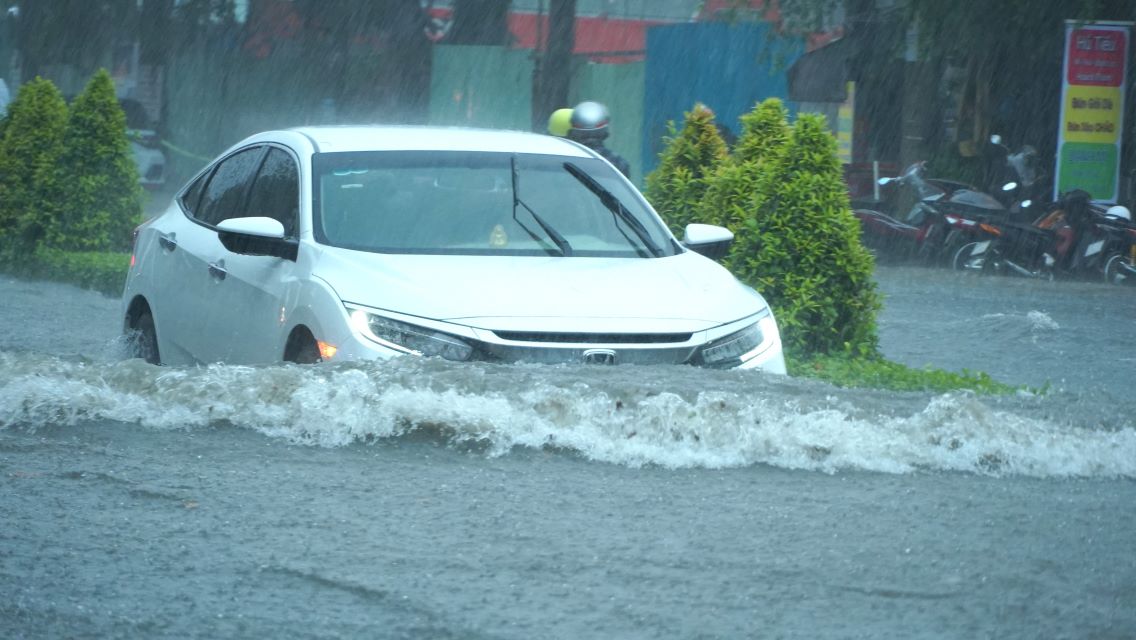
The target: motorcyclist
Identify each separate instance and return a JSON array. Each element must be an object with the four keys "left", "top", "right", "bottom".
[
  {"left": 566, "top": 101, "right": 631, "bottom": 179},
  {"left": 1037, "top": 189, "right": 1094, "bottom": 270}
]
